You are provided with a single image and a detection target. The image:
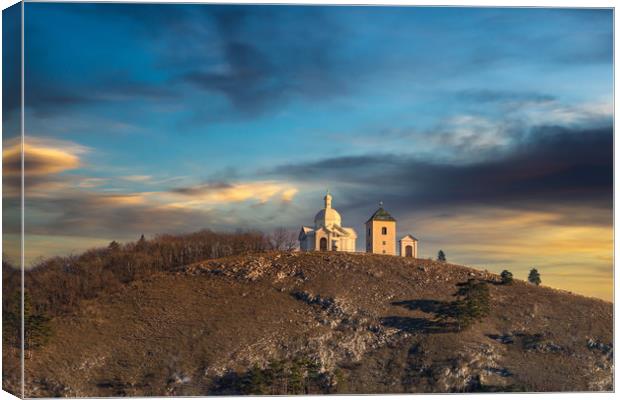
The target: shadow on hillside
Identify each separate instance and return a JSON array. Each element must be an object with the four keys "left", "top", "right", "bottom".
[
  {"left": 380, "top": 316, "right": 455, "bottom": 333},
  {"left": 392, "top": 299, "right": 460, "bottom": 319},
  {"left": 392, "top": 299, "right": 451, "bottom": 315},
  {"left": 382, "top": 299, "right": 459, "bottom": 333}
]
